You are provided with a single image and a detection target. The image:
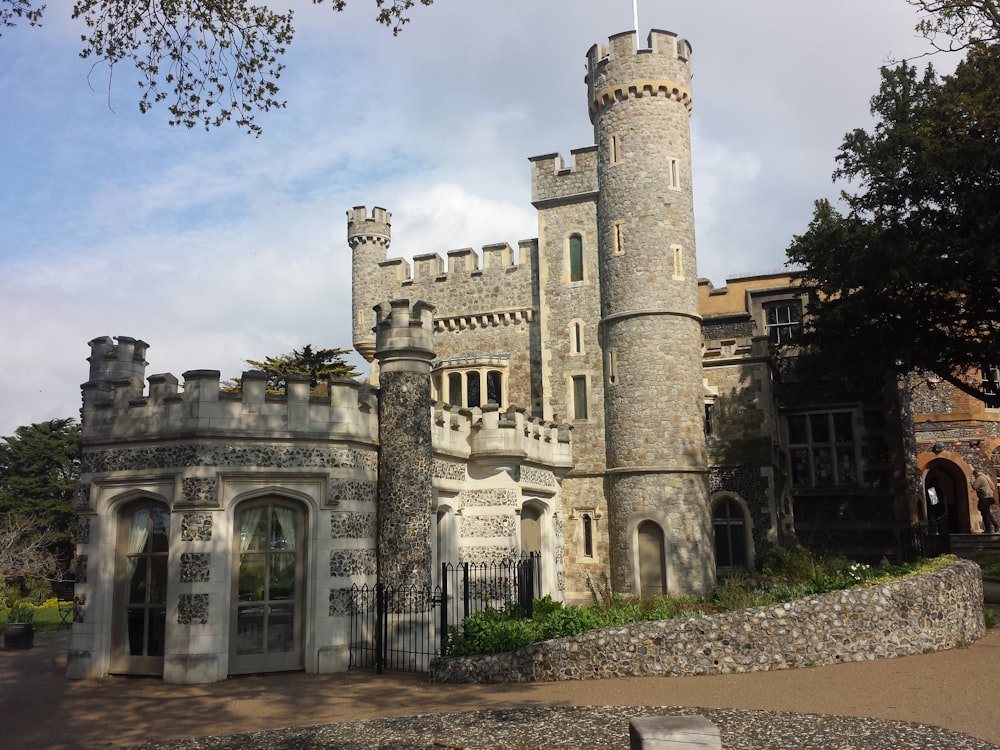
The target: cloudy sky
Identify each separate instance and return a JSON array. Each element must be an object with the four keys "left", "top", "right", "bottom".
[{"left": 0, "top": 0, "right": 953, "bottom": 437}]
